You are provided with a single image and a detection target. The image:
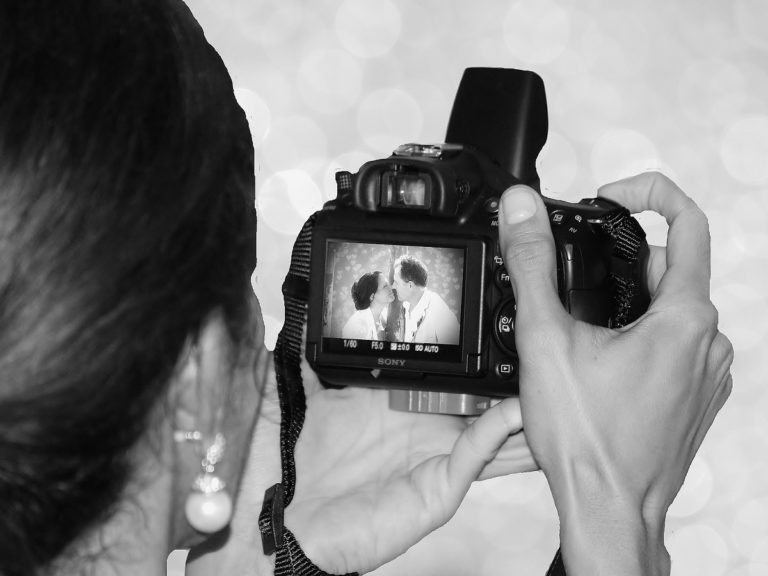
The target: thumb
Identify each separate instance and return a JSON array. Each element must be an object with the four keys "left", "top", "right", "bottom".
[{"left": 498, "top": 185, "right": 567, "bottom": 328}]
